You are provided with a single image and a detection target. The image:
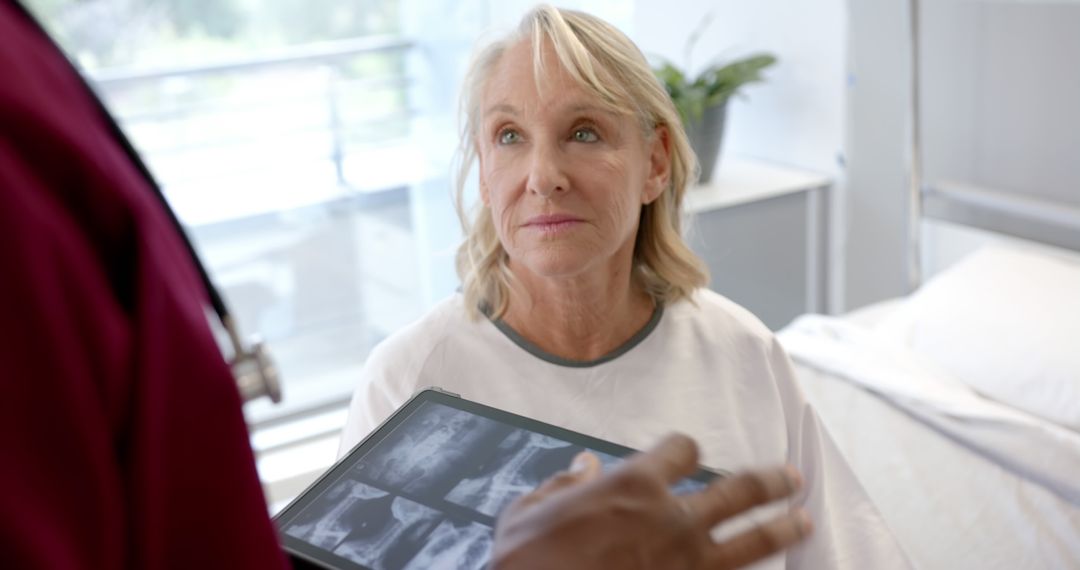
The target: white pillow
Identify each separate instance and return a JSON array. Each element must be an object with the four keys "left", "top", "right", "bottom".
[{"left": 877, "top": 246, "right": 1080, "bottom": 431}]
